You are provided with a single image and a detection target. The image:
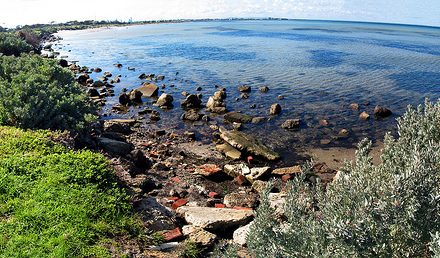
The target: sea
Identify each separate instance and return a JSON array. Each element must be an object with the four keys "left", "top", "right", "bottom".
[{"left": 55, "top": 20, "right": 440, "bottom": 159}]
